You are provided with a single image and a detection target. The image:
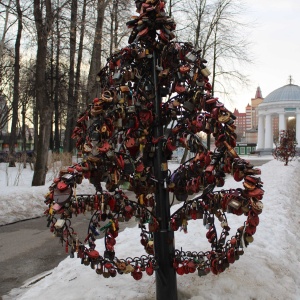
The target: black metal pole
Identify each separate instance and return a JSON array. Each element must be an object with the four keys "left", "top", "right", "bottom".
[{"left": 152, "top": 50, "right": 178, "bottom": 300}]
